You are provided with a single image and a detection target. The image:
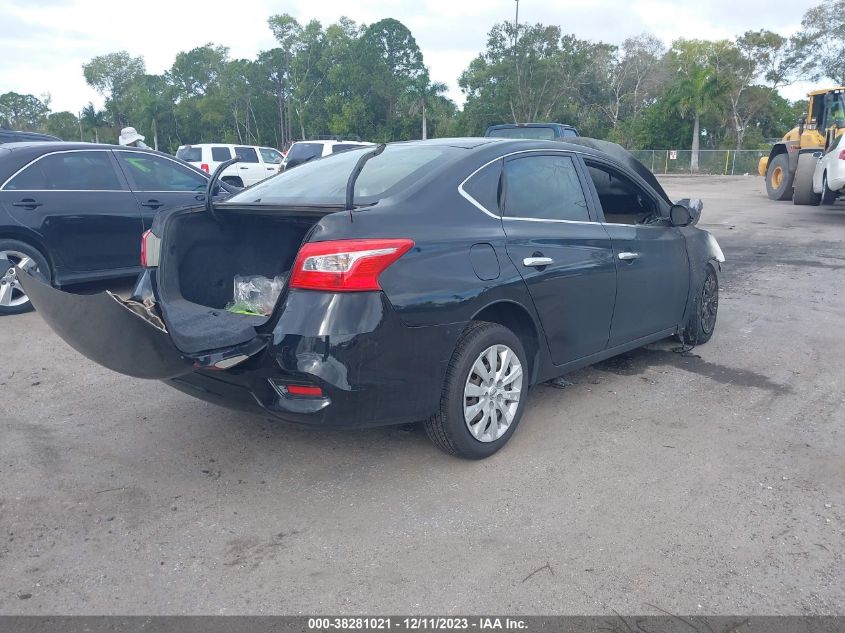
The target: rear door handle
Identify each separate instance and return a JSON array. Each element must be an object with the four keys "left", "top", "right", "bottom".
[
  {"left": 239, "top": 166, "right": 249, "bottom": 170},
  {"left": 523, "top": 257, "right": 554, "bottom": 267},
  {"left": 618, "top": 252, "right": 640, "bottom": 261},
  {"left": 140, "top": 200, "right": 162, "bottom": 209},
  {"left": 12, "top": 199, "right": 42, "bottom": 209}
]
